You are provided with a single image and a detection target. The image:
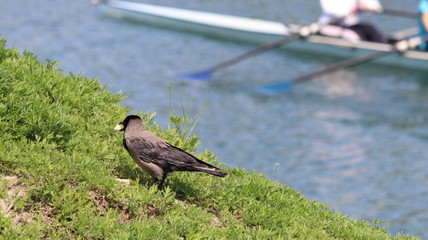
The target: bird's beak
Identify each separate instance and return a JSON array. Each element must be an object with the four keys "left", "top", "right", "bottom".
[{"left": 114, "top": 123, "right": 125, "bottom": 131}]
